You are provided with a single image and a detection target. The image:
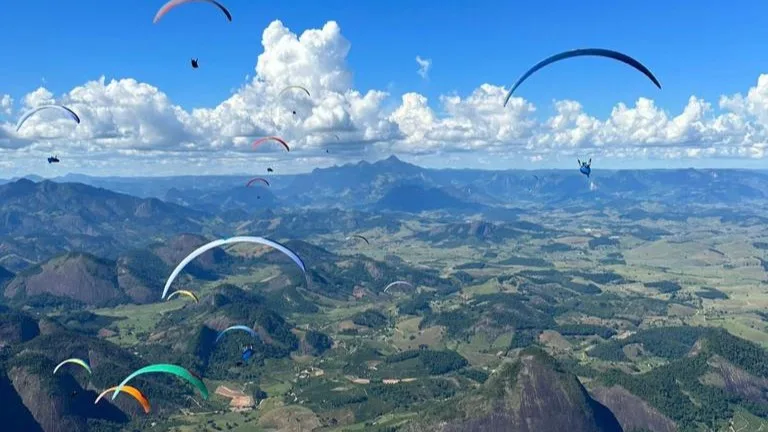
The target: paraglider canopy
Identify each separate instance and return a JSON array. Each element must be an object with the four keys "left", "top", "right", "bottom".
[
  {"left": 253, "top": 136, "right": 290, "bottom": 152},
  {"left": 113, "top": 364, "right": 209, "bottom": 401},
  {"left": 17, "top": 105, "right": 81, "bottom": 132},
  {"left": 267, "top": 167, "right": 274, "bottom": 173},
  {"left": 47, "top": 155, "right": 60, "bottom": 164},
  {"left": 161, "top": 236, "right": 307, "bottom": 299},
  {"left": 95, "top": 385, "right": 151, "bottom": 414},
  {"left": 214, "top": 325, "right": 259, "bottom": 344},
  {"left": 346, "top": 234, "right": 370, "bottom": 245},
  {"left": 504, "top": 48, "right": 661, "bottom": 107},
  {"left": 53, "top": 358, "right": 92, "bottom": 375},
  {"left": 166, "top": 289, "right": 199, "bottom": 303},
  {"left": 191, "top": 58, "right": 199, "bottom": 68},
  {"left": 153, "top": 0, "right": 232, "bottom": 23},
  {"left": 278, "top": 86, "right": 311, "bottom": 98},
  {"left": 383, "top": 280, "right": 415, "bottom": 294},
  {"left": 246, "top": 177, "right": 270, "bottom": 187}
]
